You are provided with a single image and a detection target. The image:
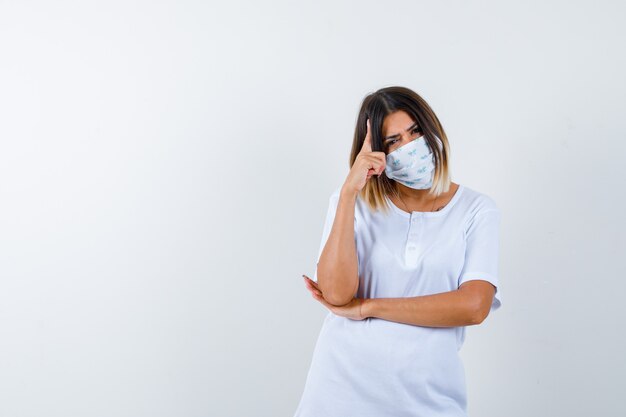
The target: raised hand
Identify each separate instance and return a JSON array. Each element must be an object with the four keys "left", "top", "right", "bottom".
[{"left": 342, "top": 118, "right": 387, "bottom": 195}]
